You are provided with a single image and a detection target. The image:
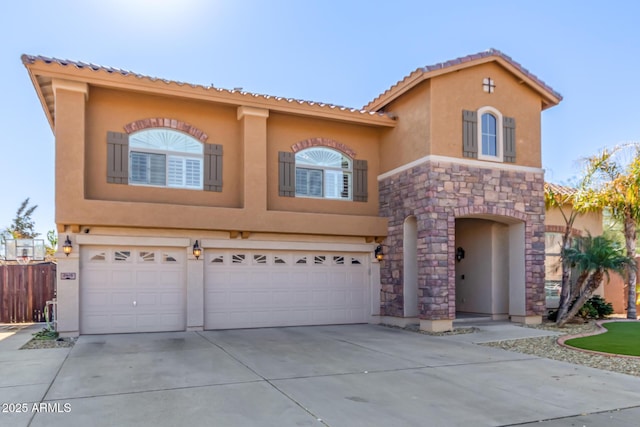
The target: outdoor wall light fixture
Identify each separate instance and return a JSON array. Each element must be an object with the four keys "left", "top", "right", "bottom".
[
  {"left": 375, "top": 245, "right": 384, "bottom": 261},
  {"left": 62, "top": 235, "right": 73, "bottom": 256},
  {"left": 192, "top": 240, "right": 202, "bottom": 260},
  {"left": 456, "top": 246, "right": 465, "bottom": 262}
]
